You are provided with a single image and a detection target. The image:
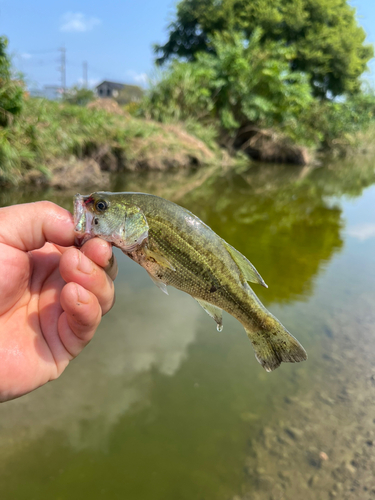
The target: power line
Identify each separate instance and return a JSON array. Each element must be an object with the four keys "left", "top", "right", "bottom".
[
  {"left": 14, "top": 46, "right": 108, "bottom": 88},
  {"left": 22, "top": 48, "right": 59, "bottom": 55},
  {"left": 17, "top": 58, "right": 58, "bottom": 67}
]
